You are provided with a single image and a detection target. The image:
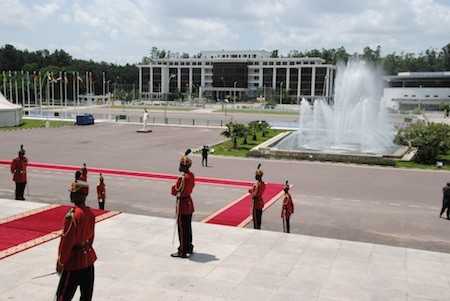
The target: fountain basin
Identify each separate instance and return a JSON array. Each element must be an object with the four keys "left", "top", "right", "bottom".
[{"left": 248, "top": 131, "right": 410, "bottom": 166}]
